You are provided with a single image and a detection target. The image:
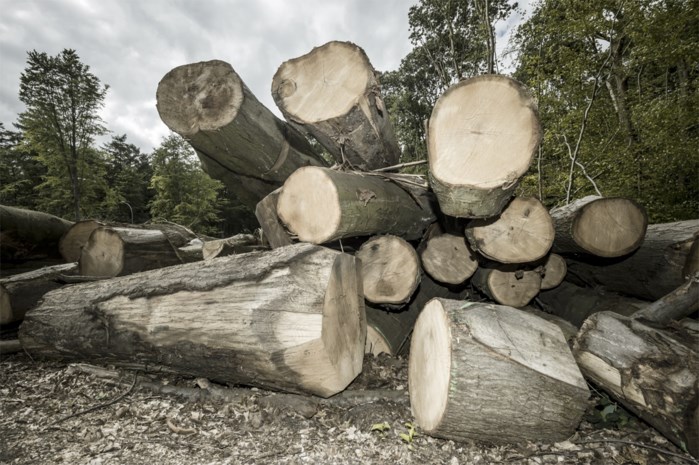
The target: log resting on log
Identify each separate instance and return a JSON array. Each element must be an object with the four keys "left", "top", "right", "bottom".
[
  {"left": 20, "top": 243, "right": 365, "bottom": 398},
  {"left": 202, "top": 234, "right": 263, "bottom": 260},
  {"left": 0, "top": 205, "right": 73, "bottom": 262},
  {"left": 550, "top": 196, "right": 648, "bottom": 258},
  {"left": 539, "top": 253, "right": 567, "bottom": 290},
  {"left": 565, "top": 220, "right": 699, "bottom": 301},
  {"left": 277, "top": 166, "right": 437, "bottom": 244},
  {"left": 255, "top": 189, "right": 293, "bottom": 249},
  {"left": 574, "top": 311, "right": 698, "bottom": 457},
  {"left": 156, "top": 60, "right": 327, "bottom": 207},
  {"left": 272, "top": 41, "right": 400, "bottom": 170},
  {"left": 471, "top": 264, "right": 542, "bottom": 308},
  {"left": 419, "top": 233, "right": 478, "bottom": 285},
  {"left": 409, "top": 298, "right": 589, "bottom": 444},
  {"left": 427, "top": 75, "right": 541, "bottom": 218}
]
